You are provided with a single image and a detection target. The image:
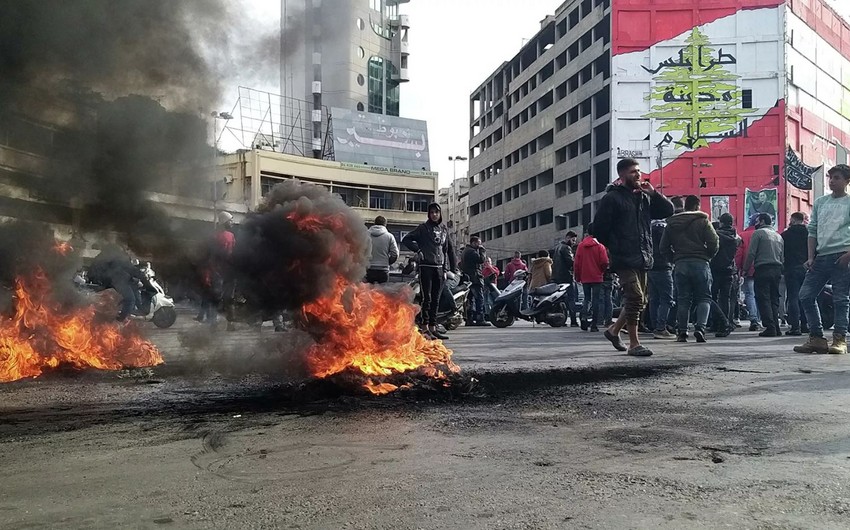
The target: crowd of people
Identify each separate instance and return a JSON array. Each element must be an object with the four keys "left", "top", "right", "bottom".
[{"left": 395, "top": 158, "right": 850, "bottom": 358}]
